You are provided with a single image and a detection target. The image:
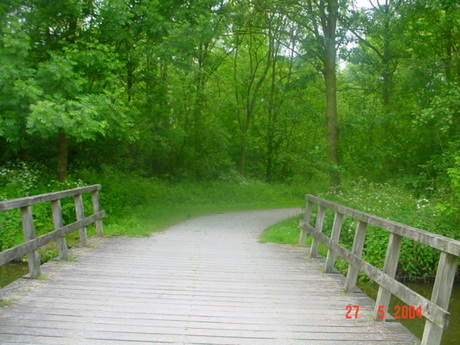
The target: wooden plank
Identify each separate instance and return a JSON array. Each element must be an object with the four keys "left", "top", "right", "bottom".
[
  {"left": 325, "top": 212, "right": 343, "bottom": 273},
  {"left": 305, "top": 194, "right": 460, "bottom": 256},
  {"left": 0, "top": 185, "right": 101, "bottom": 211},
  {"left": 374, "top": 233, "right": 403, "bottom": 321},
  {"left": 299, "top": 200, "right": 313, "bottom": 246},
  {"left": 74, "top": 194, "right": 87, "bottom": 247},
  {"left": 52, "top": 200, "right": 68, "bottom": 260},
  {"left": 344, "top": 221, "right": 367, "bottom": 292},
  {"left": 421, "top": 252, "right": 458, "bottom": 345},
  {"left": 300, "top": 220, "right": 449, "bottom": 329},
  {"left": 91, "top": 190, "right": 104, "bottom": 236},
  {"left": 310, "top": 205, "right": 326, "bottom": 258},
  {"left": 0, "top": 212, "right": 105, "bottom": 266},
  {"left": 20, "top": 206, "right": 40, "bottom": 279}
]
